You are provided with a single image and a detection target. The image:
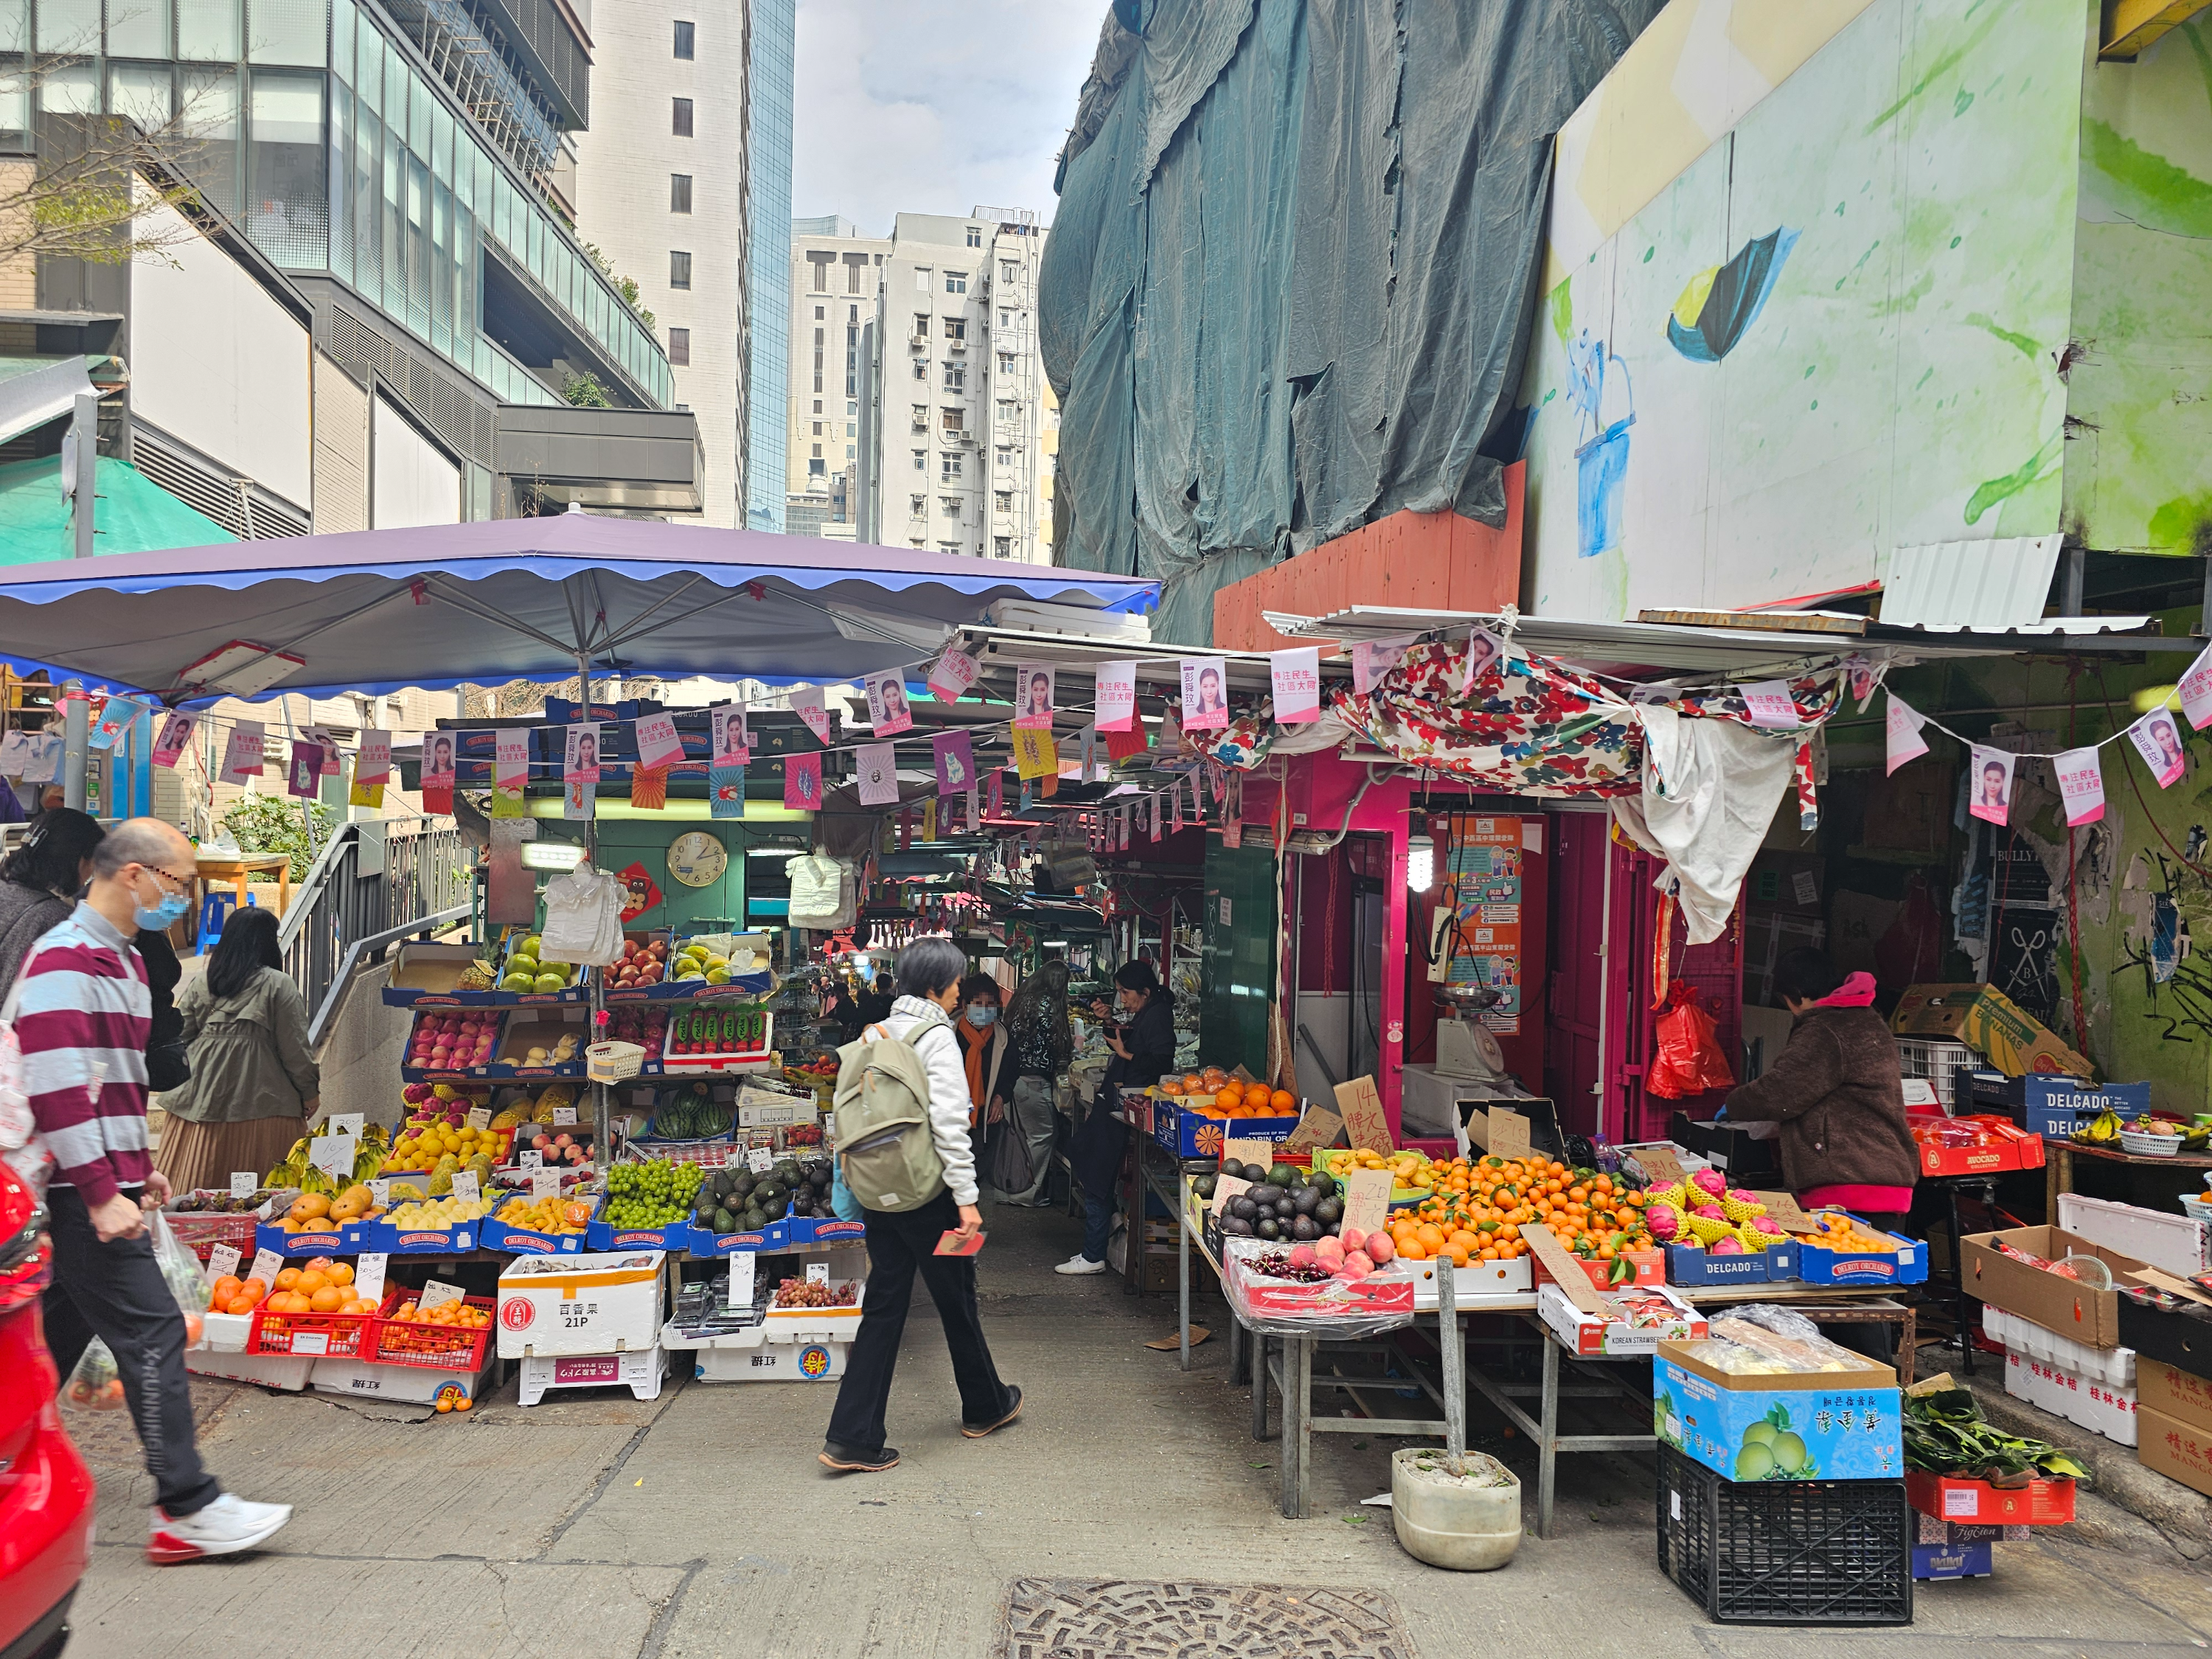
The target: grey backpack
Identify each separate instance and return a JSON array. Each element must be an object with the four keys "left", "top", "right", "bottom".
[{"left": 833, "top": 1012, "right": 949, "bottom": 1212}]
